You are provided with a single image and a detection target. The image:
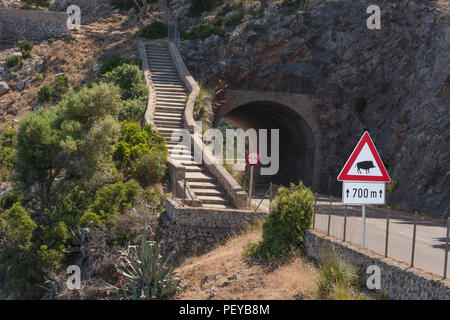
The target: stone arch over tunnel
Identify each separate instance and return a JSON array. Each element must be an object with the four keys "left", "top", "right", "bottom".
[{"left": 215, "top": 90, "right": 322, "bottom": 189}]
